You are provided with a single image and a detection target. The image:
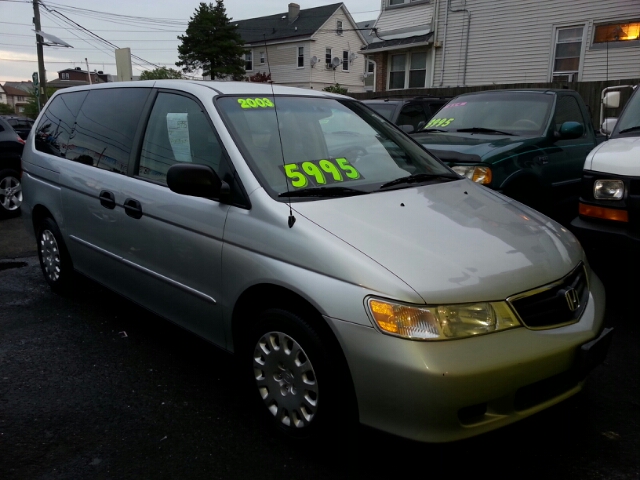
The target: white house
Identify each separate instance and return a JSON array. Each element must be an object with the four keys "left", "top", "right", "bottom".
[
  {"left": 362, "top": 0, "right": 640, "bottom": 92},
  {"left": 235, "top": 3, "right": 367, "bottom": 92}
]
